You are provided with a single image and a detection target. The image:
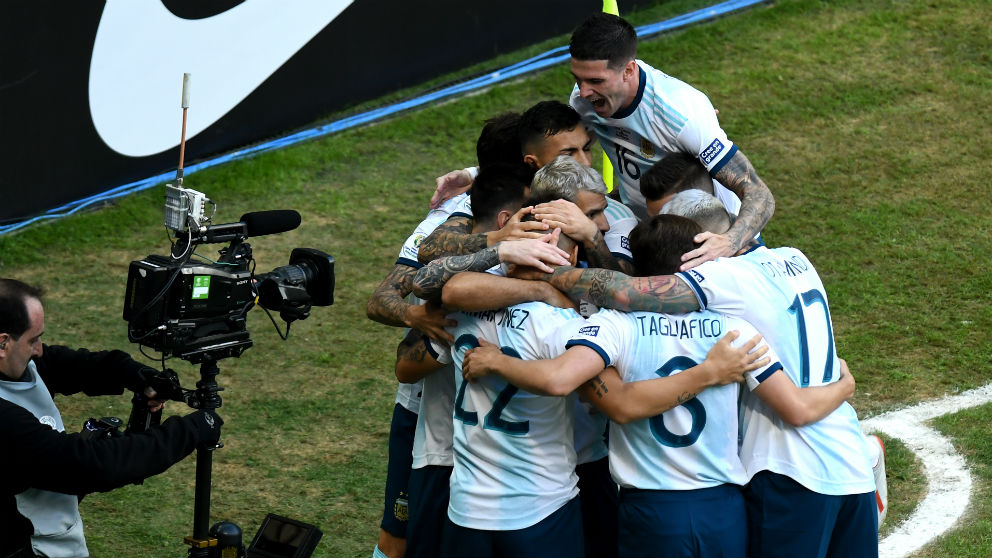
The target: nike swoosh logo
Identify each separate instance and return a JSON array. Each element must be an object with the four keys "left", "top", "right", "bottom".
[{"left": 89, "top": 0, "right": 352, "bottom": 157}]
